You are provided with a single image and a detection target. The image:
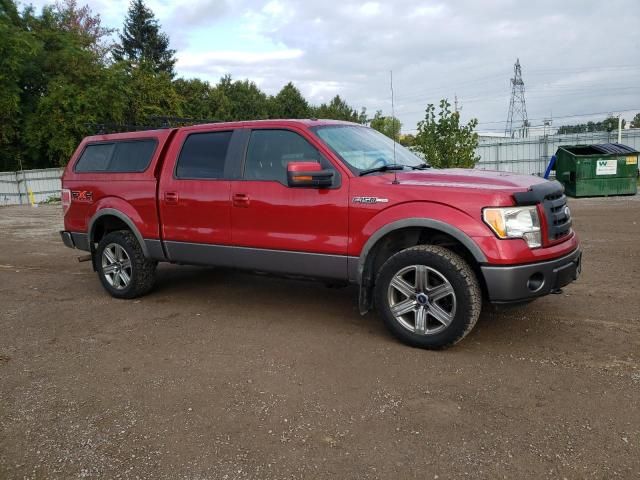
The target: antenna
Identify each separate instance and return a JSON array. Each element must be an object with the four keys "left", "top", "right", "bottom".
[{"left": 390, "top": 70, "right": 399, "bottom": 184}]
